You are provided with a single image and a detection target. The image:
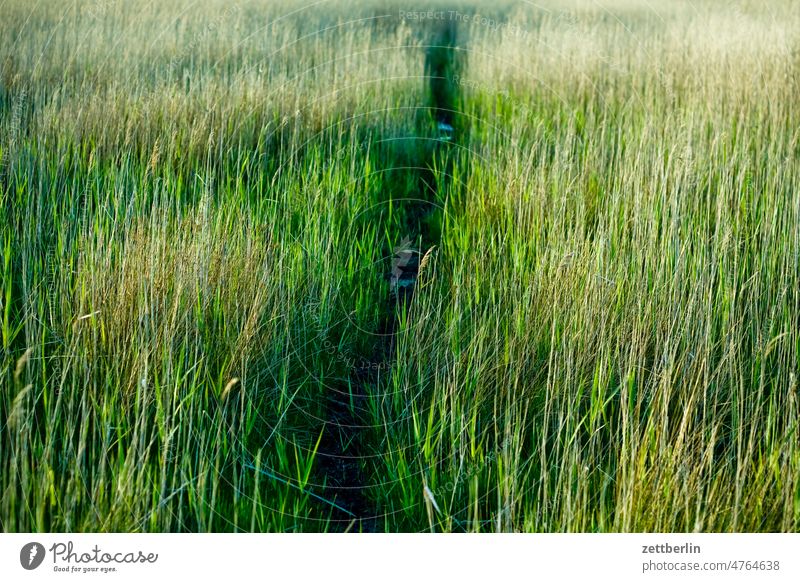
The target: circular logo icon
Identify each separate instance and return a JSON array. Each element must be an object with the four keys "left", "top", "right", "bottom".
[{"left": 20, "top": 542, "right": 46, "bottom": 570}]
